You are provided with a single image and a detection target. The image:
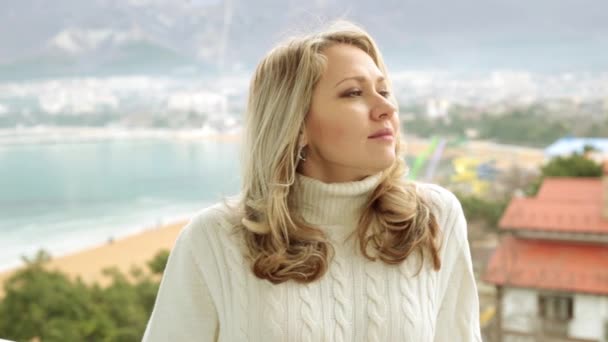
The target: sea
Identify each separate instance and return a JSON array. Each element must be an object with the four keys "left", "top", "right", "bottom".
[{"left": 0, "top": 137, "right": 241, "bottom": 271}]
